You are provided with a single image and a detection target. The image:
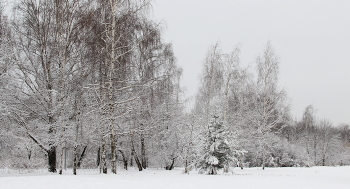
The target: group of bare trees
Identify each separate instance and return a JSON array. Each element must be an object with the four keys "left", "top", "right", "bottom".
[
  {"left": 281, "top": 105, "right": 350, "bottom": 166},
  {"left": 191, "top": 42, "right": 350, "bottom": 170},
  {"left": 0, "top": 0, "right": 183, "bottom": 174},
  {"left": 191, "top": 42, "right": 286, "bottom": 169}
]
